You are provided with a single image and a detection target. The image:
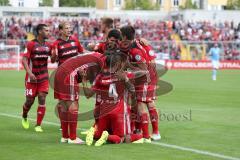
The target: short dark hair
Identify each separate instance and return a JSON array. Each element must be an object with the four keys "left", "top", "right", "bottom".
[
  {"left": 36, "top": 24, "right": 47, "bottom": 35},
  {"left": 120, "top": 25, "right": 135, "bottom": 40},
  {"left": 107, "top": 29, "right": 122, "bottom": 40}
]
